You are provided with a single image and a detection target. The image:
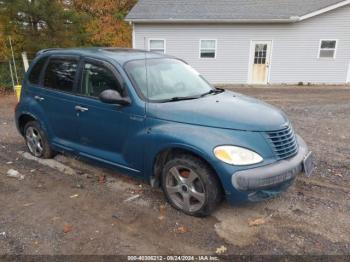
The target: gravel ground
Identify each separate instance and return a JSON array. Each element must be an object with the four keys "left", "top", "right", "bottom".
[{"left": 0, "top": 85, "right": 349, "bottom": 256}]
